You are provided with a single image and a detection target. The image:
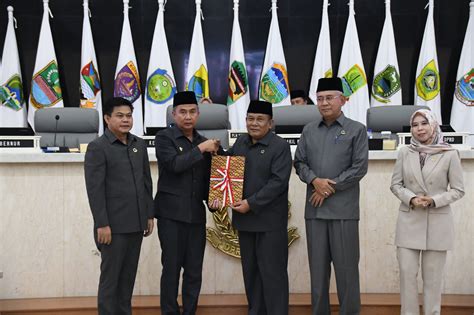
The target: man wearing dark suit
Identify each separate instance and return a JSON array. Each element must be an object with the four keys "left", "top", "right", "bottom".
[
  {"left": 84, "top": 97, "right": 154, "bottom": 315},
  {"left": 154, "top": 91, "right": 220, "bottom": 315},
  {"left": 210, "top": 100, "right": 292, "bottom": 315}
]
